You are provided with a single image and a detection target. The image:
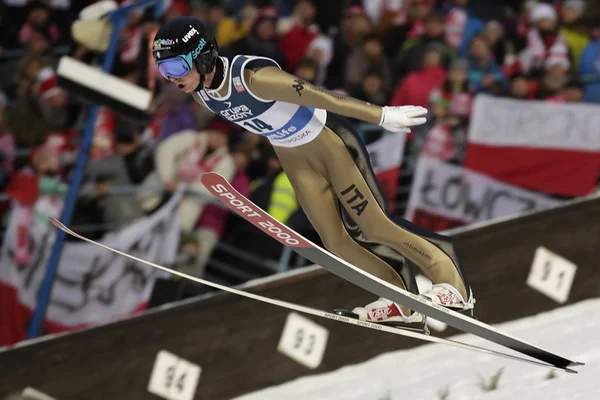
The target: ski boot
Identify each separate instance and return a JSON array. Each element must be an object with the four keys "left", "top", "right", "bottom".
[
  {"left": 334, "top": 298, "right": 429, "bottom": 335},
  {"left": 421, "top": 283, "right": 476, "bottom": 317}
]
